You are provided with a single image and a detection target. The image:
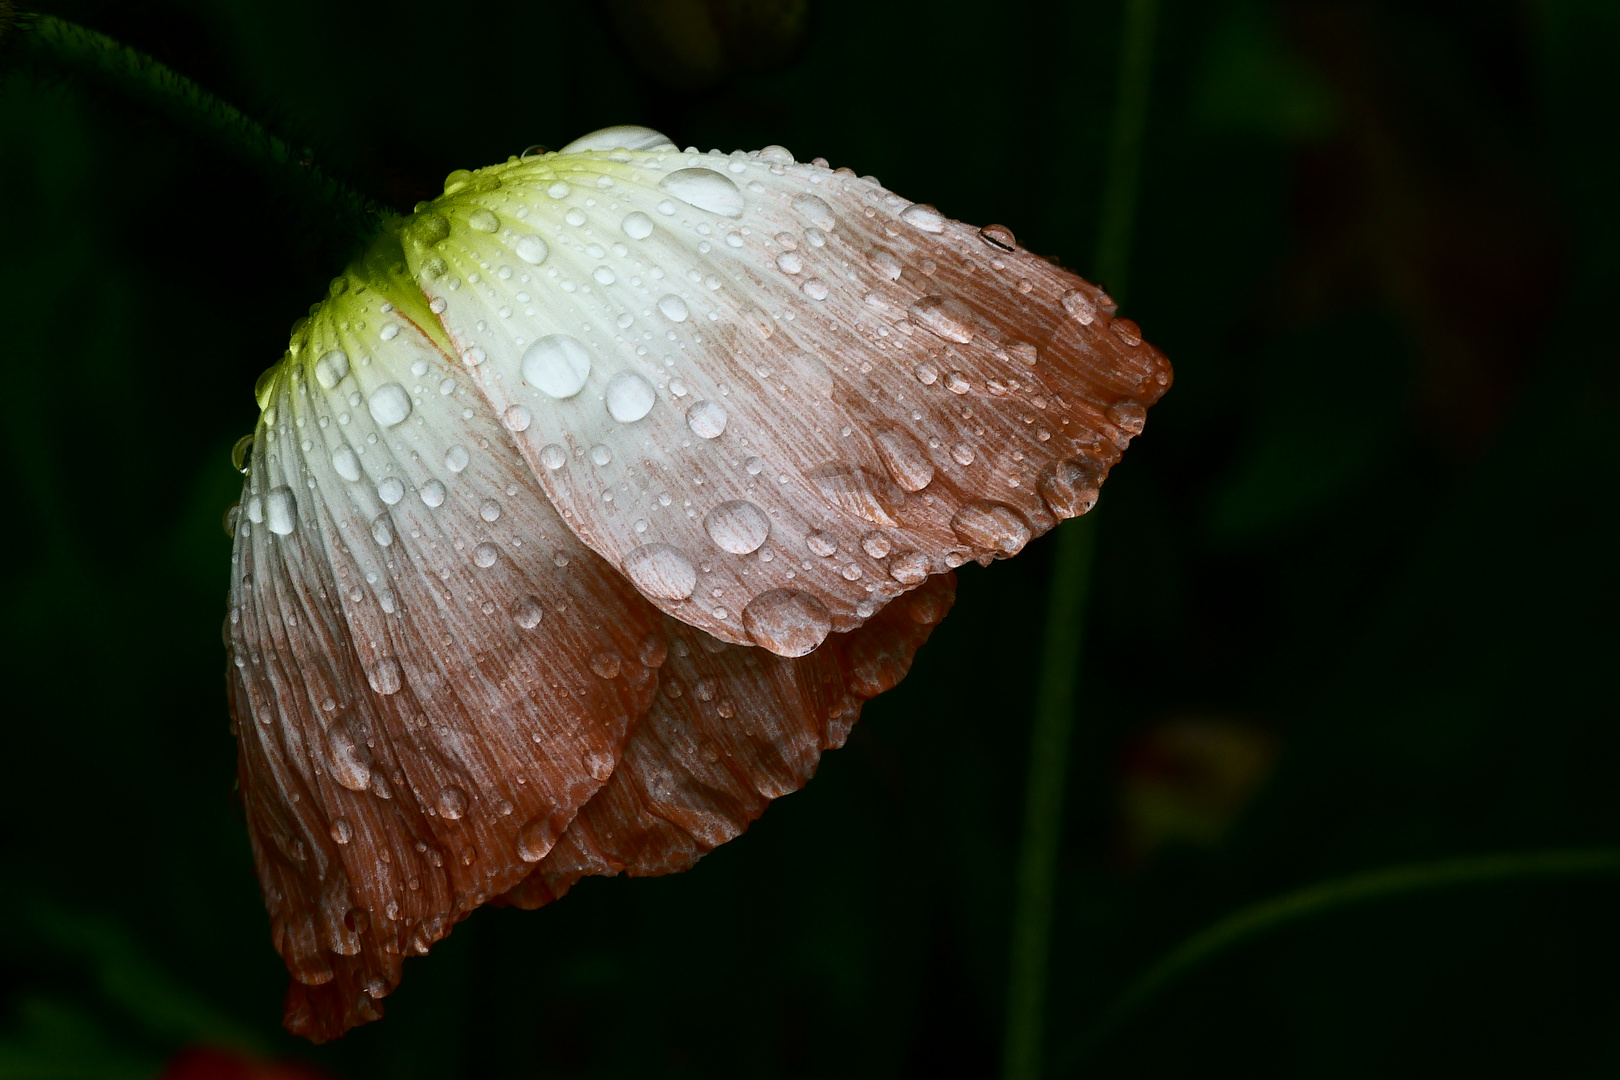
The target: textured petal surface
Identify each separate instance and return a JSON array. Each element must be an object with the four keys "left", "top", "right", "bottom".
[
  {"left": 496, "top": 571, "right": 957, "bottom": 909},
  {"left": 228, "top": 237, "right": 662, "bottom": 1041},
  {"left": 400, "top": 143, "right": 1171, "bottom": 652}
]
